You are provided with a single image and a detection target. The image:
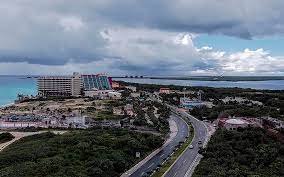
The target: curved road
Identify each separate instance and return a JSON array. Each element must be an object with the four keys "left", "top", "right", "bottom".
[
  {"left": 129, "top": 114, "right": 189, "bottom": 177},
  {"left": 164, "top": 108, "right": 208, "bottom": 177}
]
